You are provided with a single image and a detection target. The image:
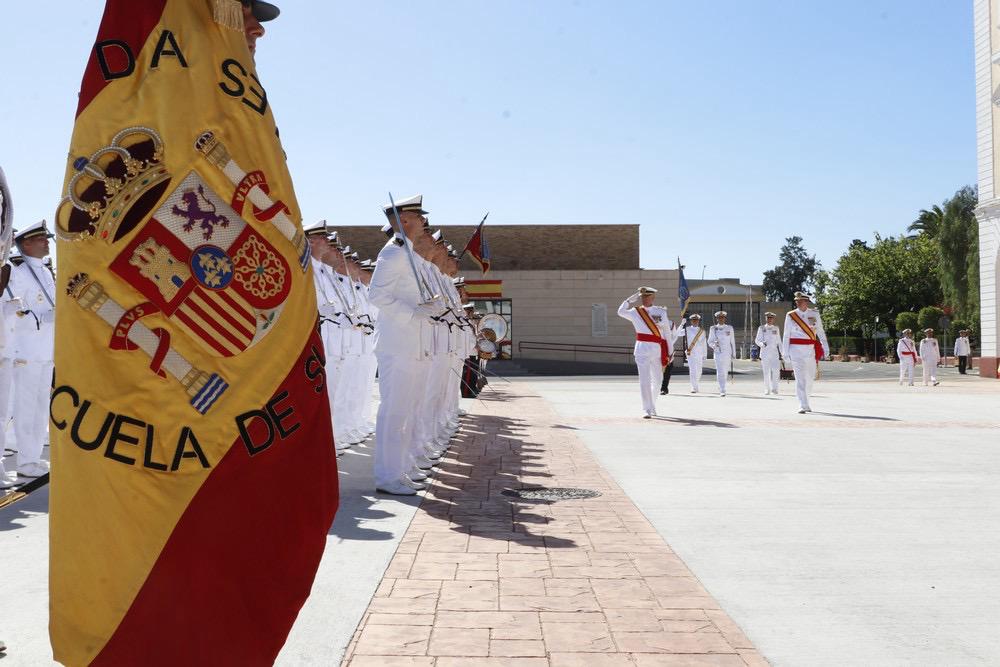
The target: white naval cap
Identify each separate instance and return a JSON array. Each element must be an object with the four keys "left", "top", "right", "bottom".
[
  {"left": 341, "top": 244, "right": 352, "bottom": 255},
  {"left": 764, "top": 311, "right": 776, "bottom": 318},
  {"left": 901, "top": 328, "right": 913, "bottom": 334},
  {"left": 431, "top": 229, "right": 444, "bottom": 244},
  {"left": 637, "top": 286, "right": 657, "bottom": 295},
  {"left": 453, "top": 276, "right": 466, "bottom": 287},
  {"left": 689, "top": 313, "right": 702, "bottom": 320},
  {"left": 714, "top": 310, "right": 727, "bottom": 318},
  {"left": 303, "top": 219, "right": 328, "bottom": 237},
  {"left": 461, "top": 303, "right": 475, "bottom": 310},
  {"left": 793, "top": 291, "right": 812, "bottom": 301},
  {"left": 14, "top": 219, "right": 53, "bottom": 243},
  {"left": 383, "top": 194, "right": 427, "bottom": 217},
  {"left": 923, "top": 328, "right": 934, "bottom": 333}
]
